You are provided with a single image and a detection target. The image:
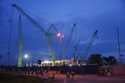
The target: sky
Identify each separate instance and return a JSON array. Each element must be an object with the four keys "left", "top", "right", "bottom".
[{"left": 0, "top": 0, "right": 125, "bottom": 65}]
